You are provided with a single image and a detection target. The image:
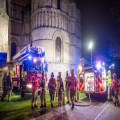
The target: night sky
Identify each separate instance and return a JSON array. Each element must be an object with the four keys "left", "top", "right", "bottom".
[{"left": 79, "top": 0, "right": 120, "bottom": 59}]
